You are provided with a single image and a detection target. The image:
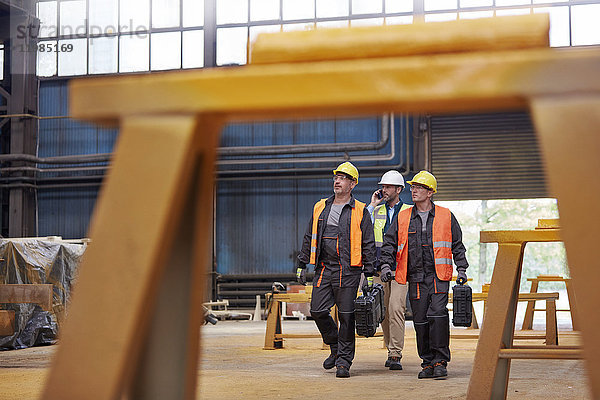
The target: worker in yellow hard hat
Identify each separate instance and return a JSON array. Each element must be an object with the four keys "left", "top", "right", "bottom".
[
  {"left": 378, "top": 170, "right": 469, "bottom": 380},
  {"left": 296, "top": 161, "right": 376, "bottom": 378}
]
